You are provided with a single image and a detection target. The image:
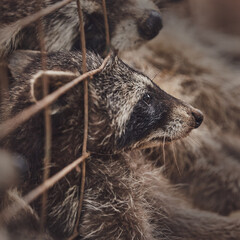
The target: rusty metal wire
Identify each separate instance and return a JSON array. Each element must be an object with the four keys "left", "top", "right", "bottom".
[
  {"left": 102, "top": 0, "right": 110, "bottom": 52},
  {"left": 69, "top": 0, "right": 89, "bottom": 238},
  {"left": 0, "top": 54, "right": 110, "bottom": 140},
  {"left": 36, "top": 2, "right": 52, "bottom": 228},
  {"left": 0, "top": 53, "right": 111, "bottom": 223},
  {"left": 0, "top": 0, "right": 111, "bottom": 237}
]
